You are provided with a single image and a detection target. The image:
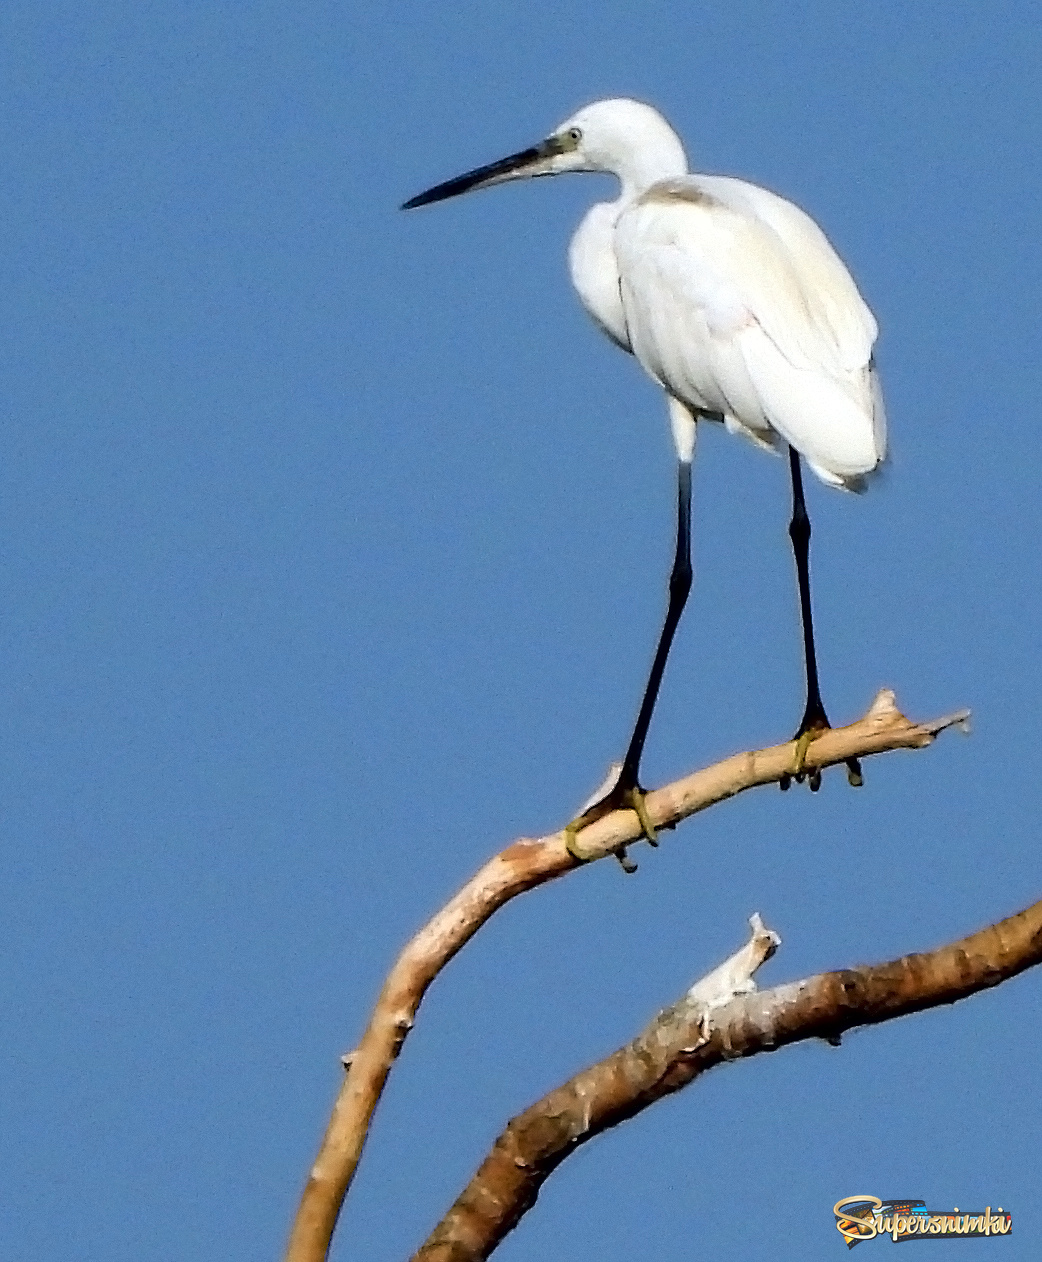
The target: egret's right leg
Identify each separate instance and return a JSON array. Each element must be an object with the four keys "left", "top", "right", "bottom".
[
  {"left": 566, "top": 402, "right": 695, "bottom": 863},
  {"left": 780, "top": 446, "right": 863, "bottom": 792}
]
